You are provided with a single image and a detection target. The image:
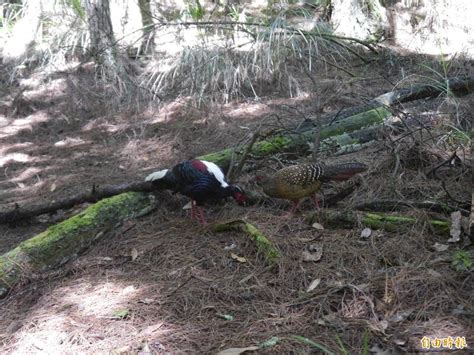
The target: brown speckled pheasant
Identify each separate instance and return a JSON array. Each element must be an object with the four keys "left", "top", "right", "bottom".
[{"left": 256, "top": 162, "right": 367, "bottom": 212}]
